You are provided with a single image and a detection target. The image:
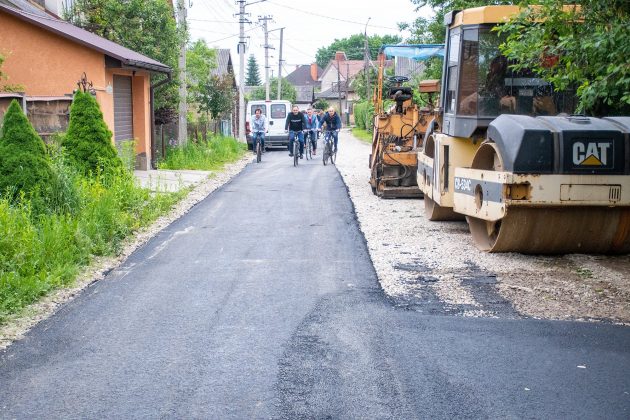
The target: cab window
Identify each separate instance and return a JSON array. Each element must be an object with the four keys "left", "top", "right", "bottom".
[{"left": 445, "top": 29, "right": 460, "bottom": 114}]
